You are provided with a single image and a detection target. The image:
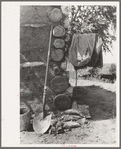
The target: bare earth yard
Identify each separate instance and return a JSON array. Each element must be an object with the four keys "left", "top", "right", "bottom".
[{"left": 20, "top": 78, "right": 117, "bottom": 146}]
